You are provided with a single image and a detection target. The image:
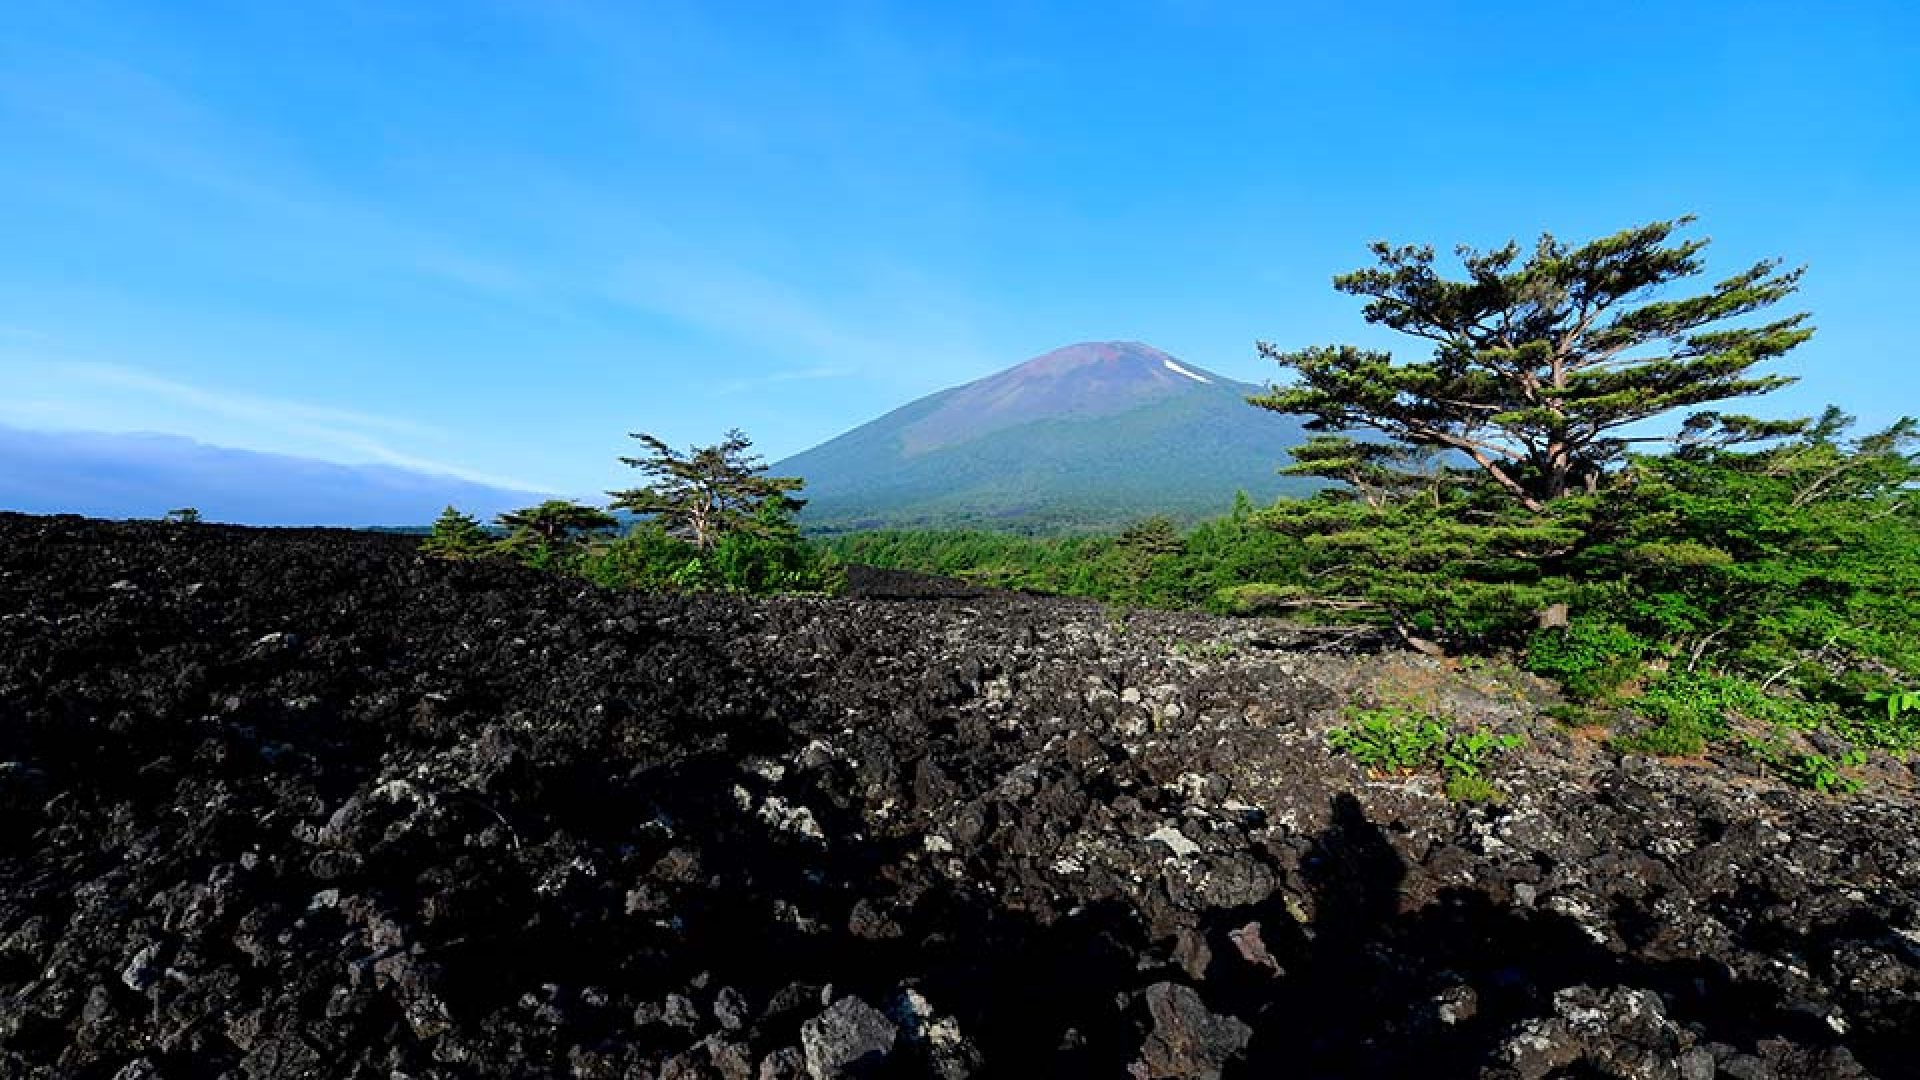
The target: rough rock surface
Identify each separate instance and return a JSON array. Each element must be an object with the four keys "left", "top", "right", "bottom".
[{"left": 2, "top": 513, "right": 1918, "bottom": 1078}]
